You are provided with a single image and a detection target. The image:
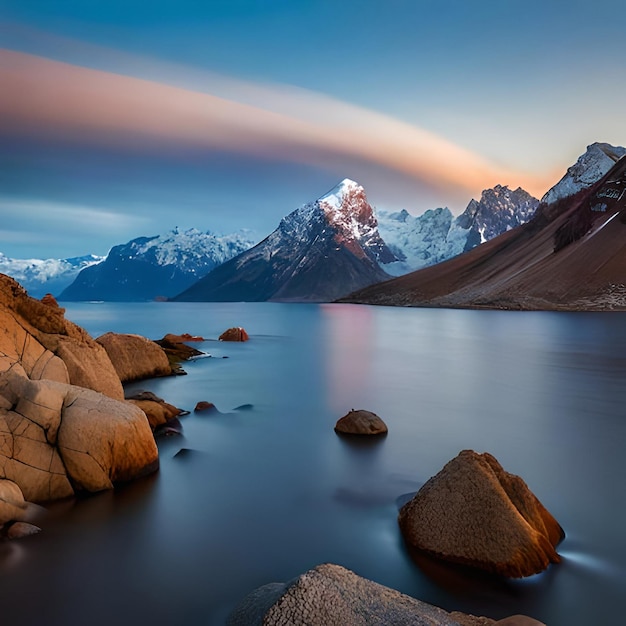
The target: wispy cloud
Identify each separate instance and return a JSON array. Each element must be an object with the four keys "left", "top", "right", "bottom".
[
  {"left": 0, "top": 196, "right": 150, "bottom": 234},
  {"left": 0, "top": 47, "right": 554, "bottom": 205}
]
